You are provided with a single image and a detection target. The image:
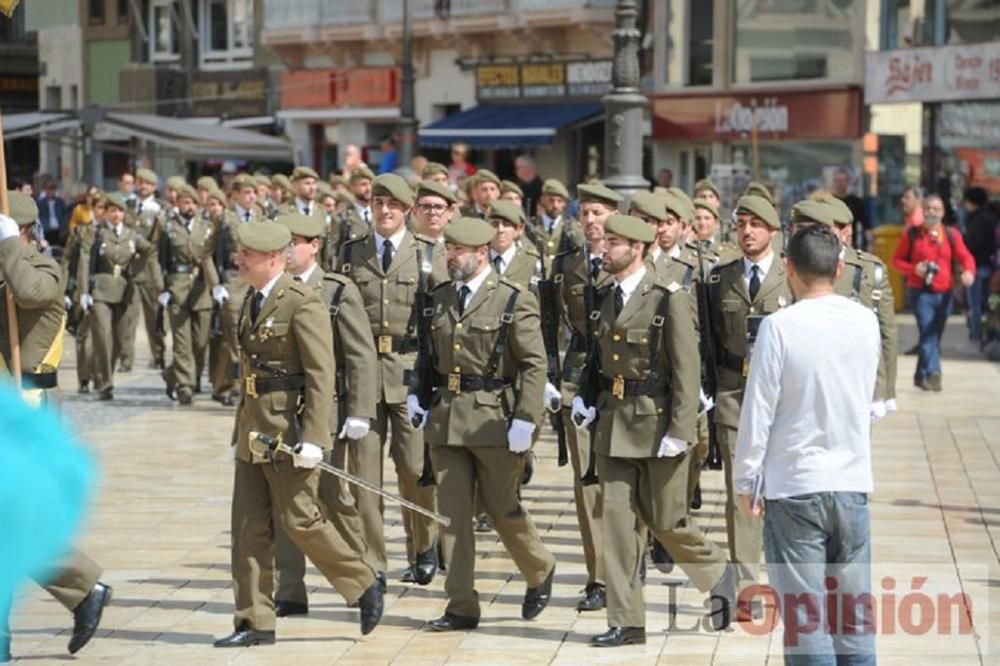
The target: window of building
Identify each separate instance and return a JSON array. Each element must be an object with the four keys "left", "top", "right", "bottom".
[
  {"left": 89, "top": 0, "right": 106, "bottom": 25},
  {"left": 663, "top": 0, "right": 715, "bottom": 87},
  {"left": 688, "top": 1, "right": 713, "bottom": 85},
  {"left": 199, "top": 0, "right": 254, "bottom": 69},
  {"left": 117, "top": 0, "right": 129, "bottom": 24},
  {"left": 148, "top": 0, "right": 180, "bottom": 62}
]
